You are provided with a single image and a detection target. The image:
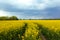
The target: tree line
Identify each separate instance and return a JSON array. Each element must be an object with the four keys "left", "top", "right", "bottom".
[
  {"left": 0, "top": 16, "right": 60, "bottom": 20},
  {"left": 0, "top": 16, "right": 18, "bottom": 20}
]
